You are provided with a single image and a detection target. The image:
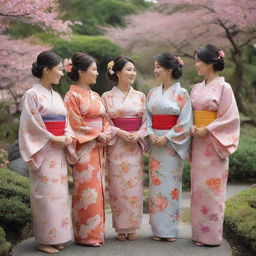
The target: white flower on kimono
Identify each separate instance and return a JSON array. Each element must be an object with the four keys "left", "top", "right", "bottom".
[
  {"left": 78, "top": 188, "right": 98, "bottom": 209},
  {"left": 78, "top": 215, "right": 101, "bottom": 239},
  {"left": 73, "top": 167, "right": 93, "bottom": 186}
]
